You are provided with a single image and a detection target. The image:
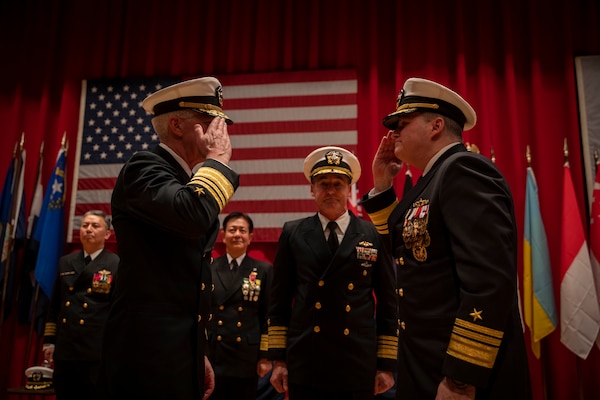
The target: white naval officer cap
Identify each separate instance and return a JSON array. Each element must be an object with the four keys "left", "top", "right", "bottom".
[
  {"left": 24, "top": 365, "right": 54, "bottom": 390},
  {"left": 383, "top": 77, "right": 477, "bottom": 131},
  {"left": 142, "top": 76, "right": 233, "bottom": 124},
  {"left": 303, "top": 146, "right": 361, "bottom": 185}
]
